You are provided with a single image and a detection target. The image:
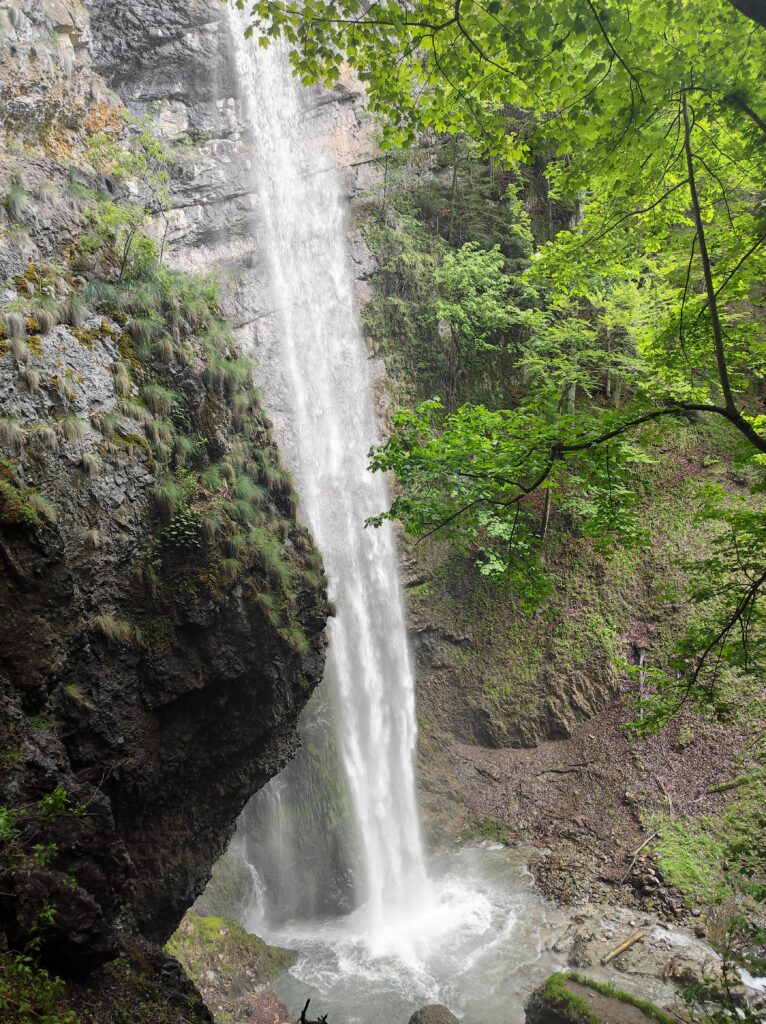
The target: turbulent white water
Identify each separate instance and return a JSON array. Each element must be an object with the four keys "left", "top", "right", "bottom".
[{"left": 228, "top": 9, "right": 430, "bottom": 939}]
